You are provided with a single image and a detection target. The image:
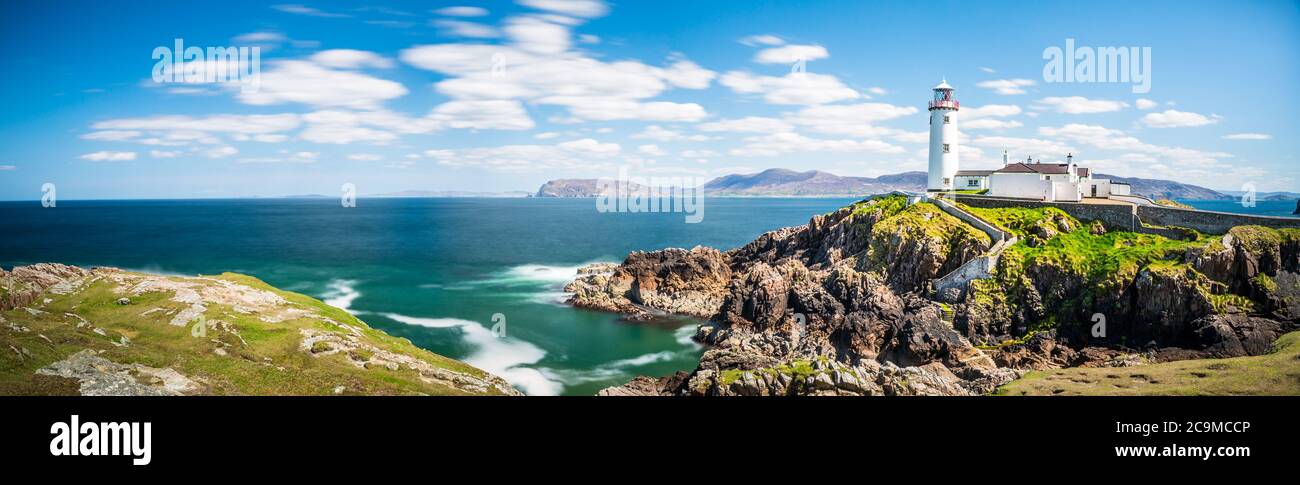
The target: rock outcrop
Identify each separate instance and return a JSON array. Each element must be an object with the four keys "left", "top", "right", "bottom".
[
  {"left": 573, "top": 195, "right": 1300, "bottom": 396},
  {"left": 578, "top": 196, "right": 1016, "bottom": 395}
]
